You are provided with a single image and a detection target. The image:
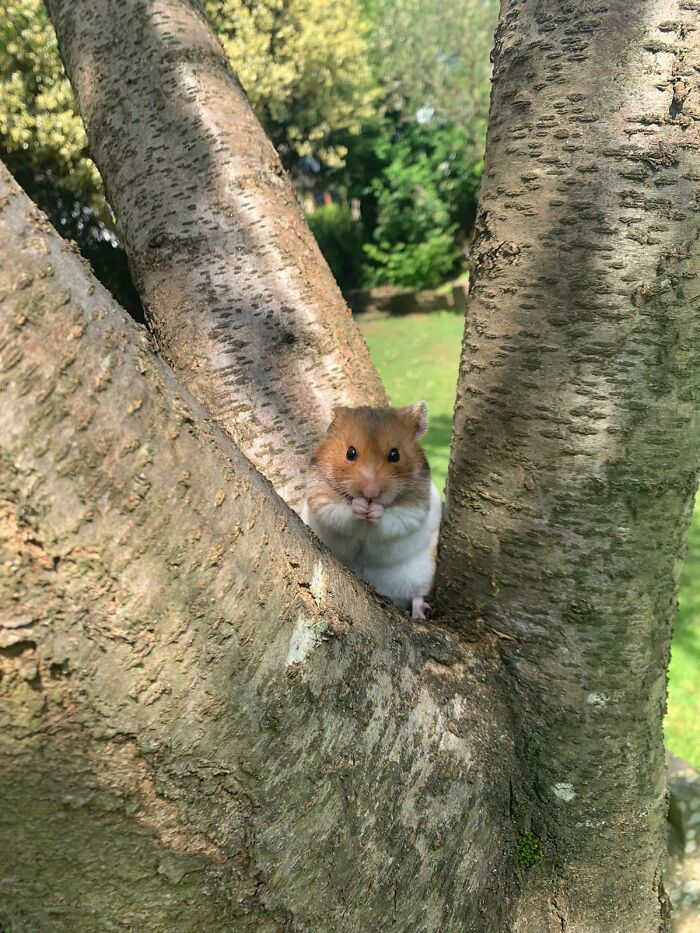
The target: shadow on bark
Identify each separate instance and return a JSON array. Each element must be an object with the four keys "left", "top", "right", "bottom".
[
  {"left": 45, "top": 0, "right": 386, "bottom": 509},
  {"left": 436, "top": 0, "right": 700, "bottom": 926}
]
